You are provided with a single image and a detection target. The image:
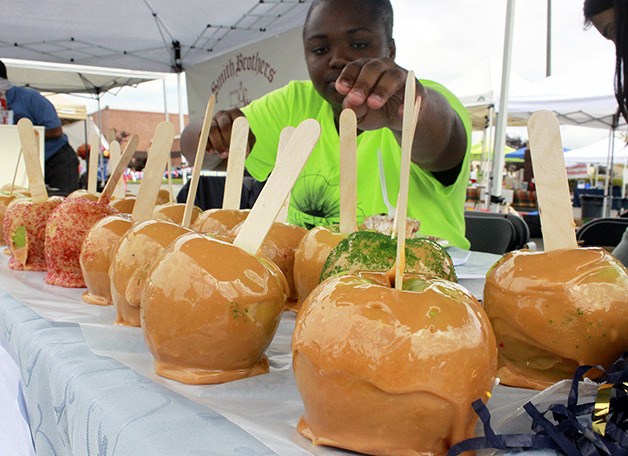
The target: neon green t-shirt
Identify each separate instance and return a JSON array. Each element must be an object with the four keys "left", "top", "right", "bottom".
[{"left": 242, "top": 80, "right": 472, "bottom": 249}]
